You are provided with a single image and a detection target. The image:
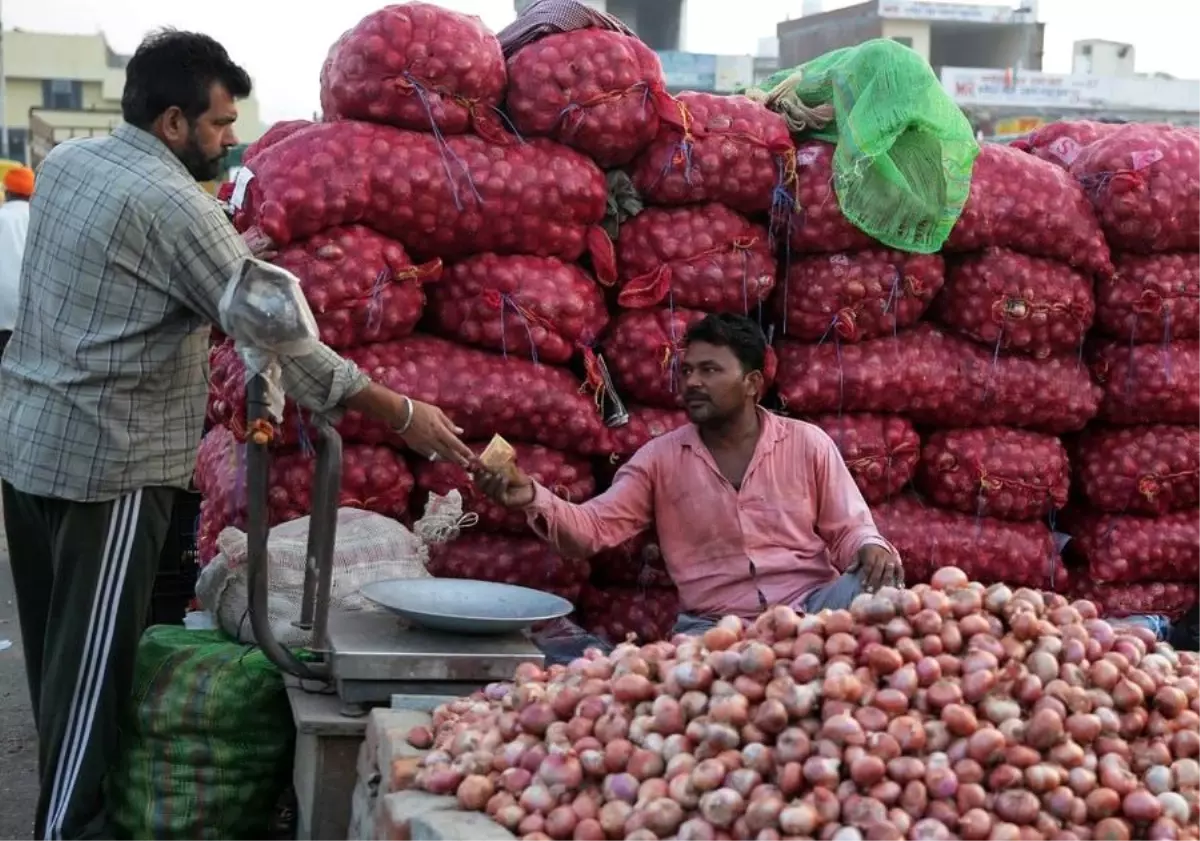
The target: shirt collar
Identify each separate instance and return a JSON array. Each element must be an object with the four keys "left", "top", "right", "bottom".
[
  {"left": 679, "top": 405, "right": 787, "bottom": 451},
  {"left": 112, "top": 122, "right": 195, "bottom": 180}
]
